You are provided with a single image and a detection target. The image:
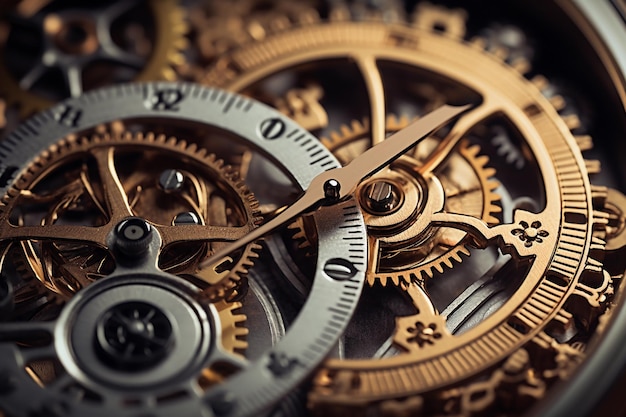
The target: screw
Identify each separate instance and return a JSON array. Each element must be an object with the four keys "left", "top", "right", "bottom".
[
  {"left": 364, "top": 181, "right": 399, "bottom": 213},
  {"left": 323, "top": 179, "right": 341, "bottom": 201},
  {"left": 95, "top": 301, "right": 173, "bottom": 371},
  {"left": 159, "top": 169, "right": 184, "bottom": 192},
  {"left": 114, "top": 217, "right": 153, "bottom": 257},
  {"left": 173, "top": 212, "right": 201, "bottom": 226}
]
